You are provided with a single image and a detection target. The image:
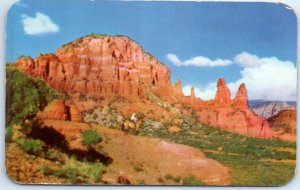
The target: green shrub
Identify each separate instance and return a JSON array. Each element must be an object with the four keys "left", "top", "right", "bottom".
[
  {"left": 182, "top": 176, "right": 205, "bottom": 186},
  {"left": 88, "top": 33, "right": 108, "bottom": 38},
  {"left": 6, "top": 68, "right": 59, "bottom": 126},
  {"left": 43, "top": 157, "right": 105, "bottom": 183},
  {"left": 82, "top": 130, "right": 102, "bottom": 146},
  {"left": 16, "top": 138, "right": 44, "bottom": 153},
  {"left": 81, "top": 162, "right": 105, "bottom": 182},
  {"left": 54, "top": 167, "right": 77, "bottom": 182},
  {"left": 5, "top": 127, "right": 14, "bottom": 141},
  {"left": 40, "top": 165, "right": 53, "bottom": 175}
]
